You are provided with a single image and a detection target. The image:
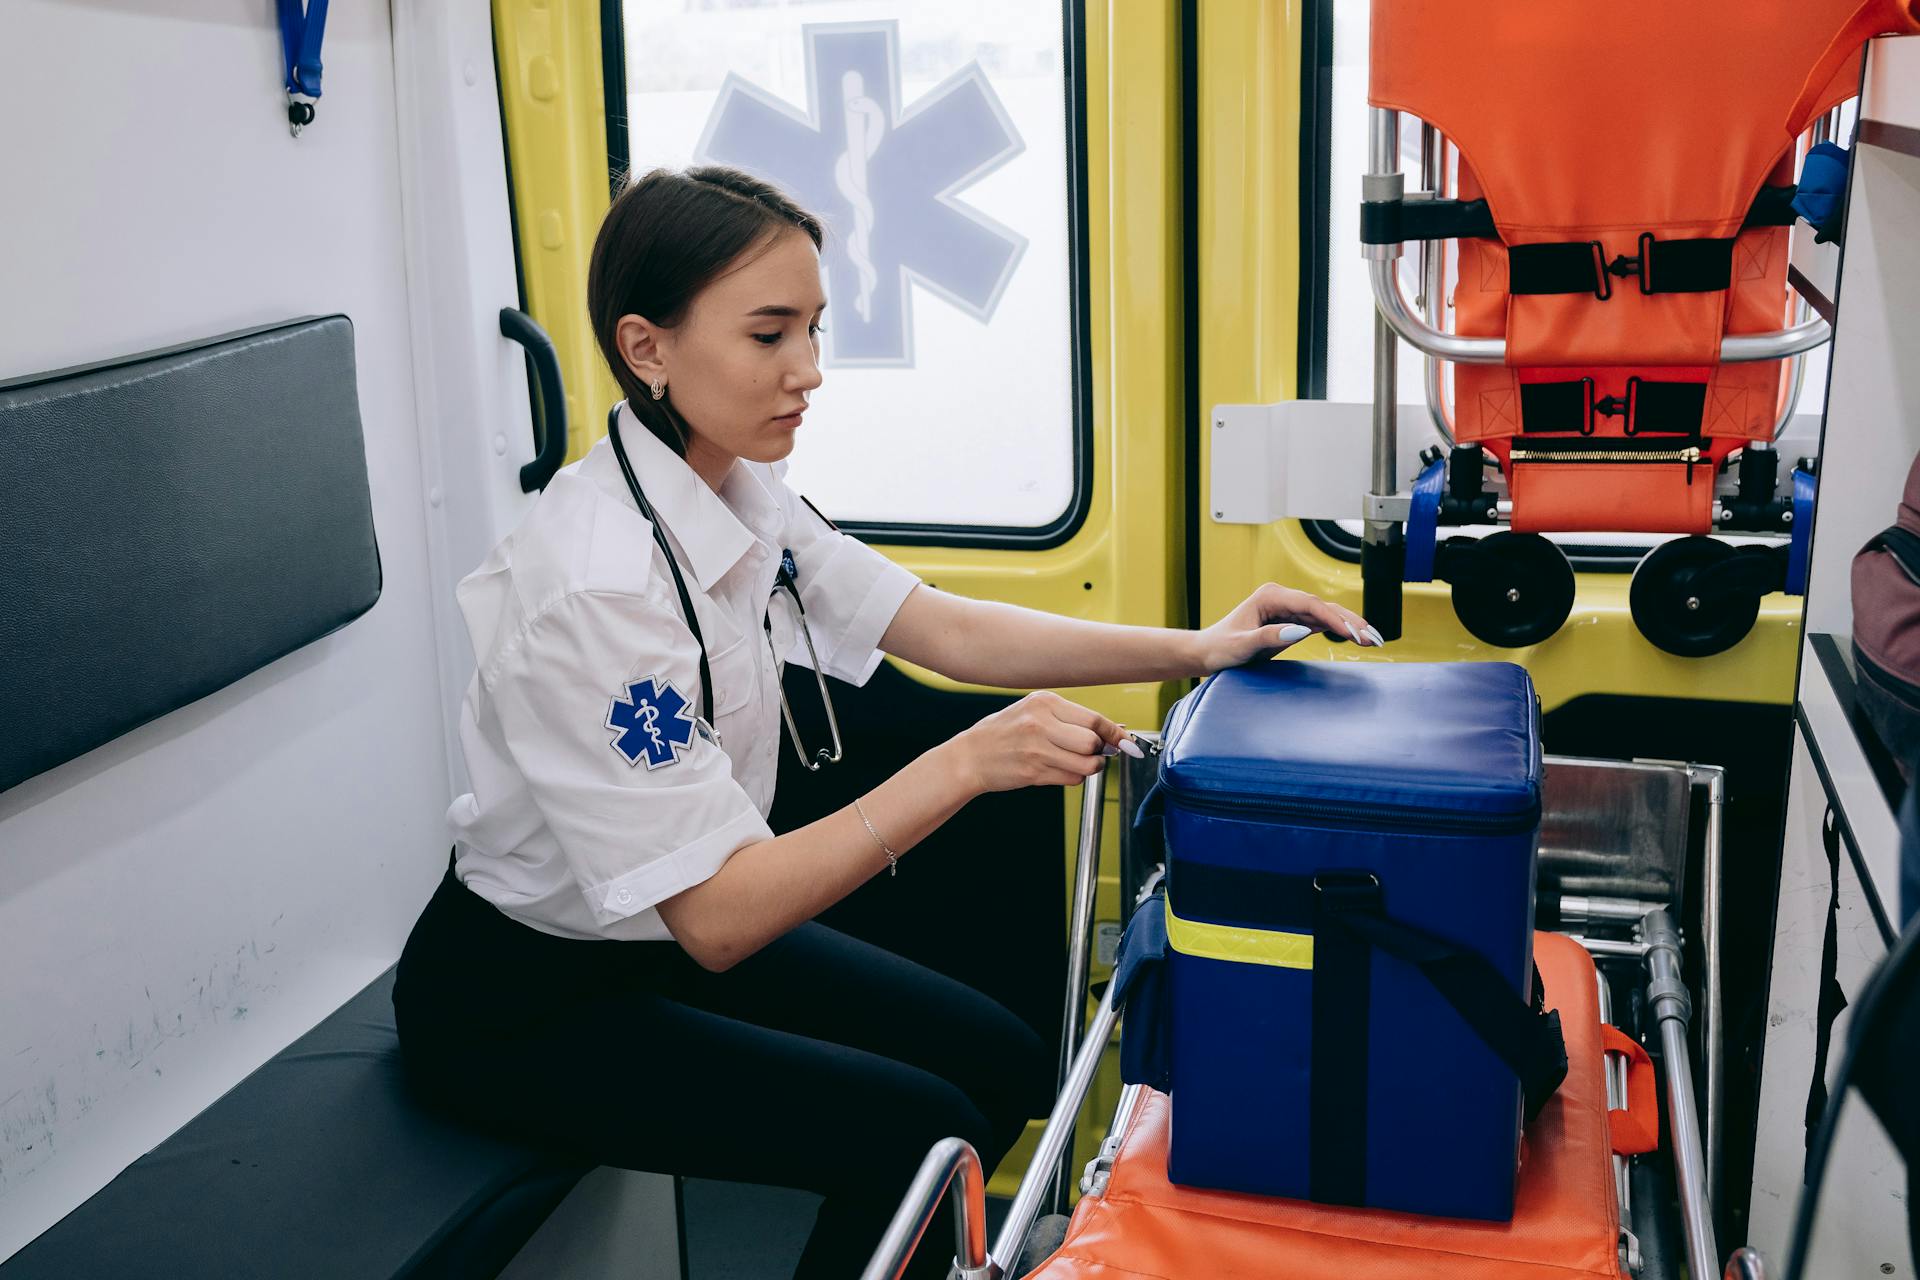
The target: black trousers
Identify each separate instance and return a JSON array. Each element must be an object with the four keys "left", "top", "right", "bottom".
[{"left": 393, "top": 863, "right": 1051, "bottom": 1279}]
